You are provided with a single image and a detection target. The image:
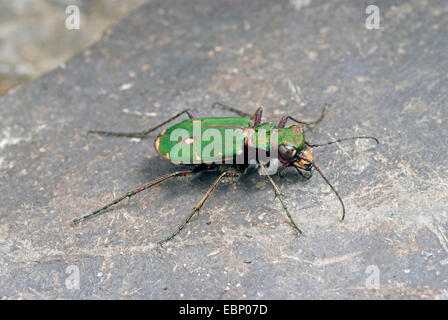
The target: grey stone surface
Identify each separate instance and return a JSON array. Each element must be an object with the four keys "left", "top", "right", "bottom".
[
  {"left": 0, "top": 0, "right": 145, "bottom": 95},
  {"left": 0, "top": 0, "right": 447, "bottom": 299}
]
